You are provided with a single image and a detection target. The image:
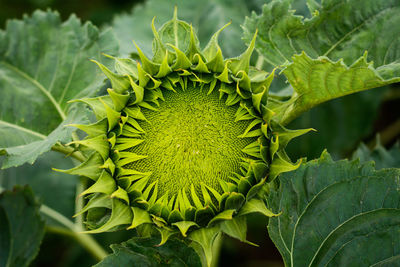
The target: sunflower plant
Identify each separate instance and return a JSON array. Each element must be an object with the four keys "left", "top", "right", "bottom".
[{"left": 1, "top": 1, "right": 400, "bottom": 266}]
